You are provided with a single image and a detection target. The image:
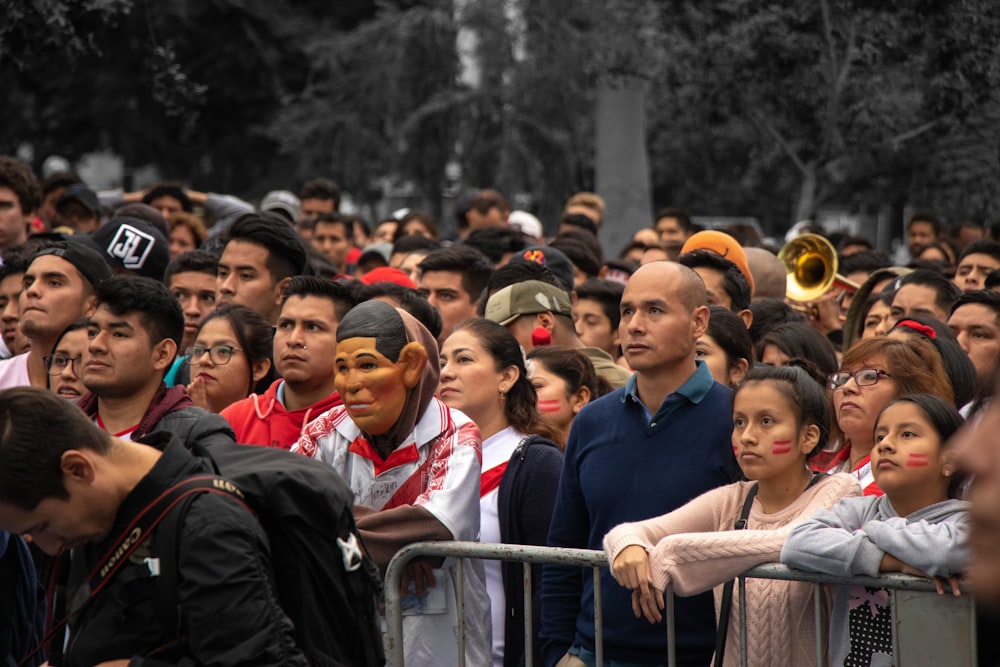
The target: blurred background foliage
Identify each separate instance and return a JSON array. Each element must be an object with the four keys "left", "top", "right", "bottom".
[{"left": 2, "top": 0, "right": 999, "bottom": 234}]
